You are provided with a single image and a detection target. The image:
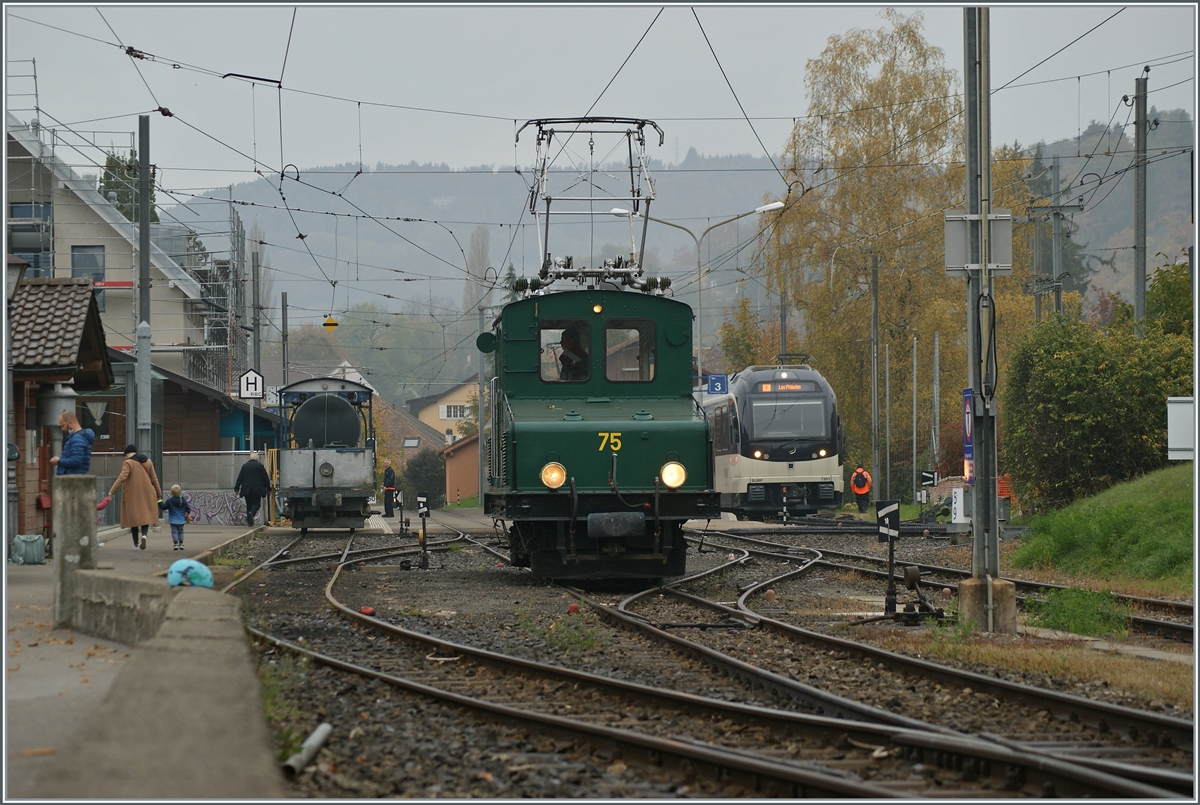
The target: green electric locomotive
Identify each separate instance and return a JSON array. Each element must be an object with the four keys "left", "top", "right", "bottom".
[
  {"left": 477, "top": 289, "right": 719, "bottom": 579},
  {"left": 476, "top": 117, "right": 719, "bottom": 580}
]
